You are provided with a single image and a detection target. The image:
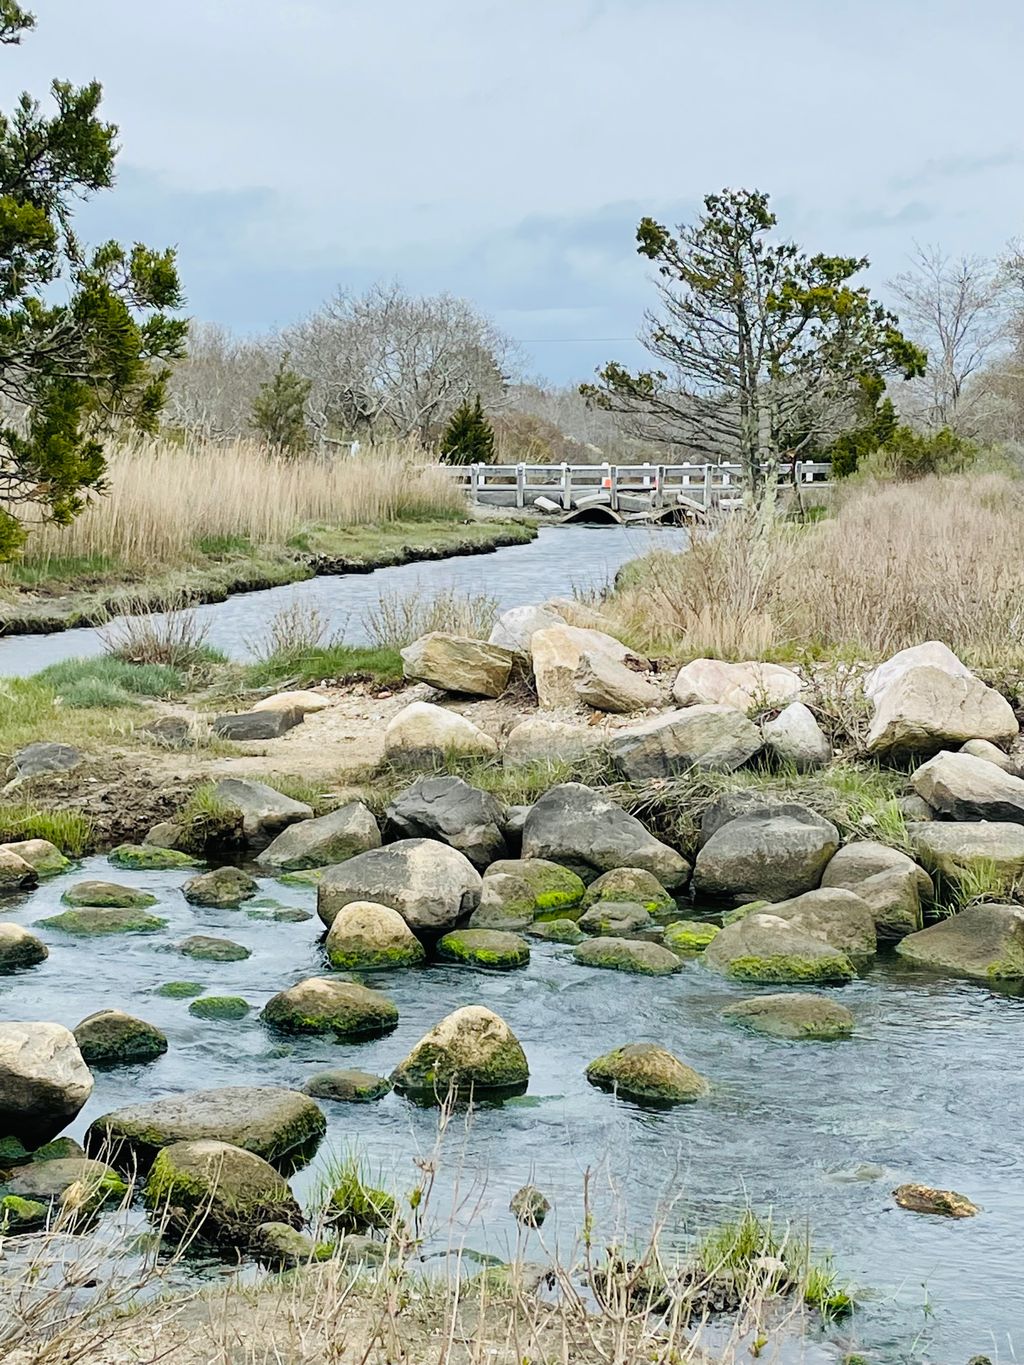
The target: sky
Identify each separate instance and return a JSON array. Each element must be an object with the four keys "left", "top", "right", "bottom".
[{"left": 11, "top": 0, "right": 1024, "bottom": 383}]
